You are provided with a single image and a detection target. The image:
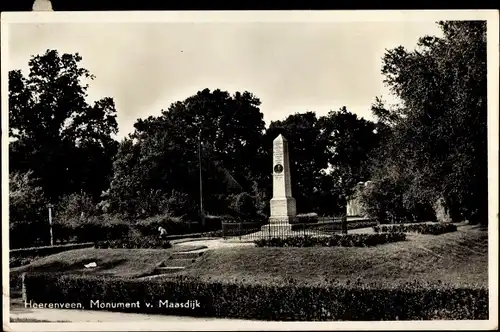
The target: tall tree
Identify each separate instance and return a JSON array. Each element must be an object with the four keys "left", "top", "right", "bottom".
[
  {"left": 368, "top": 21, "right": 487, "bottom": 224},
  {"left": 108, "top": 89, "right": 267, "bottom": 219},
  {"left": 9, "top": 49, "right": 119, "bottom": 202},
  {"left": 321, "top": 107, "right": 379, "bottom": 202}
]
